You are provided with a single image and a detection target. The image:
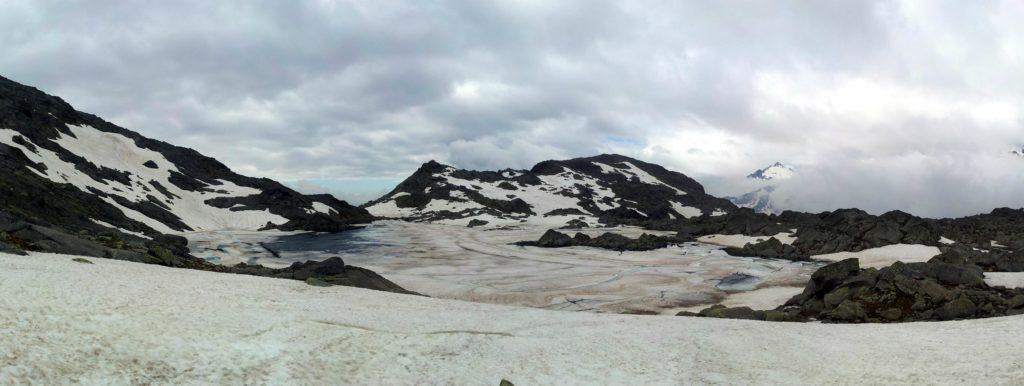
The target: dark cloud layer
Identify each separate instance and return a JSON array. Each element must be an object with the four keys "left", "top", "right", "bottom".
[{"left": 2, "top": 1, "right": 1022, "bottom": 214}]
